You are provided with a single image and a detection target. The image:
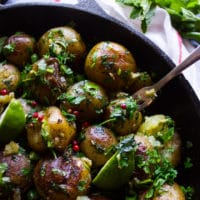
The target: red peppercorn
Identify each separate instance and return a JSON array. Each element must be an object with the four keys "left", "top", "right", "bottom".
[
  {"left": 73, "top": 110, "right": 80, "bottom": 116},
  {"left": 82, "top": 121, "right": 90, "bottom": 128},
  {"left": 38, "top": 115, "right": 44, "bottom": 122},
  {"left": 31, "top": 101, "right": 38, "bottom": 107},
  {"left": 73, "top": 144, "right": 80, "bottom": 152},
  {"left": 120, "top": 103, "right": 127, "bottom": 109},
  {"left": 32, "top": 112, "right": 39, "bottom": 118},
  {"left": 0, "top": 89, "right": 8, "bottom": 95}
]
